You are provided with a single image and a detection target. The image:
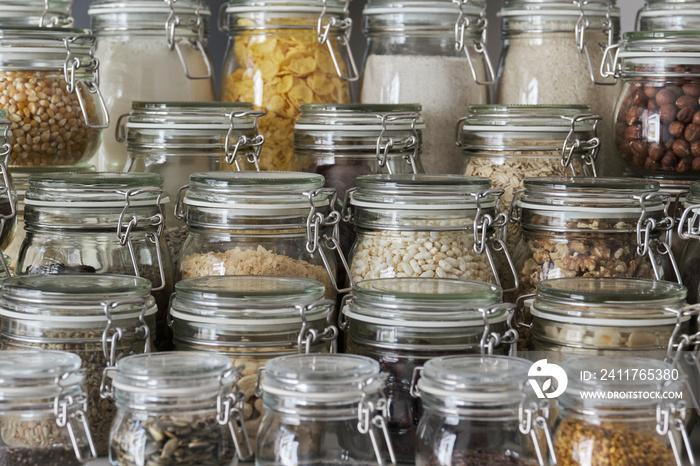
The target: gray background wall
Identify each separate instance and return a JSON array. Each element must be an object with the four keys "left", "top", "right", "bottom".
[{"left": 71, "top": 0, "right": 645, "bottom": 91}]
